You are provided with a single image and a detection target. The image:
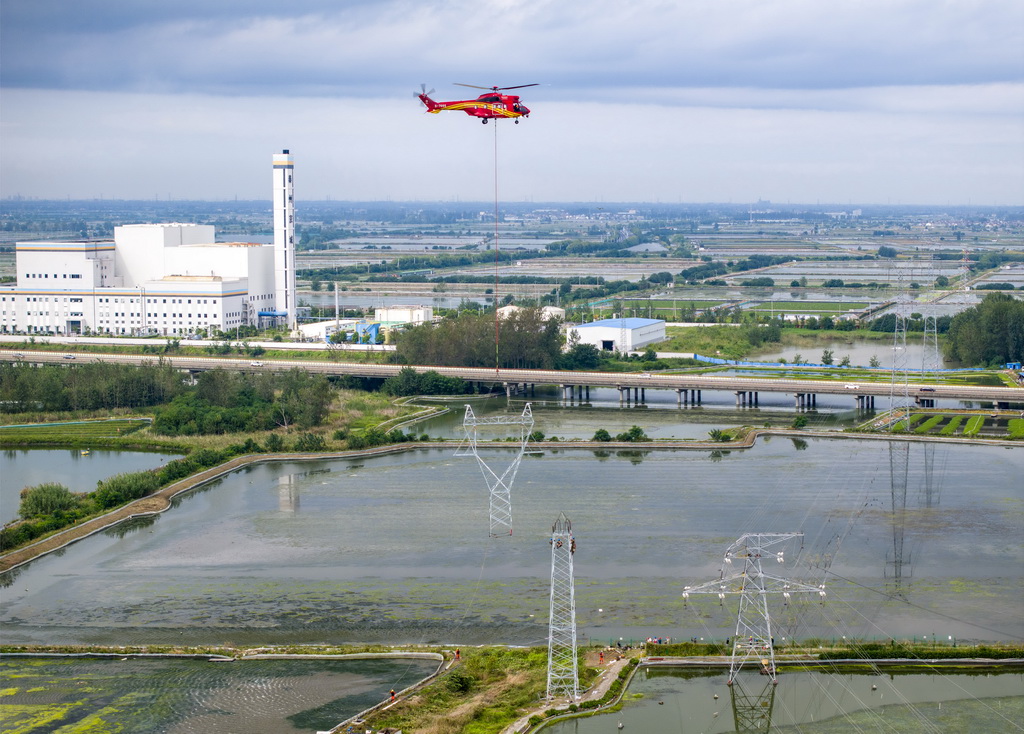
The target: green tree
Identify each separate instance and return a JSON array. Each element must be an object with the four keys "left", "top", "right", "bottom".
[
  {"left": 821, "top": 348, "right": 834, "bottom": 365},
  {"left": 944, "top": 292, "right": 1024, "bottom": 365},
  {"left": 592, "top": 428, "right": 612, "bottom": 442},
  {"left": 869, "top": 355, "right": 881, "bottom": 368}
]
